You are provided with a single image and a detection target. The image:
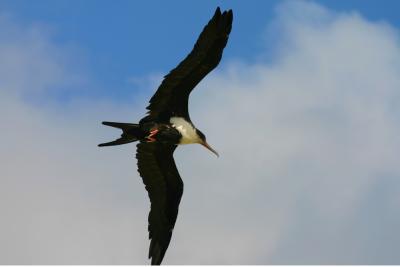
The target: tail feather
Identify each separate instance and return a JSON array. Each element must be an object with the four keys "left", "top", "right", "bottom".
[
  {"left": 98, "top": 121, "right": 142, "bottom": 147},
  {"left": 98, "top": 137, "right": 136, "bottom": 147},
  {"left": 102, "top": 121, "right": 137, "bottom": 130}
]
